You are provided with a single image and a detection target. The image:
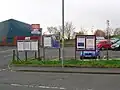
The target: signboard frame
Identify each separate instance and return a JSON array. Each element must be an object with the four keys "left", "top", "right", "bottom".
[
  {"left": 42, "top": 33, "right": 61, "bottom": 60},
  {"left": 43, "top": 35, "right": 52, "bottom": 48},
  {"left": 75, "top": 35, "right": 96, "bottom": 51},
  {"left": 31, "top": 24, "right": 40, "bottom": 30},
  {"left": 17, "top": 40, "right": 38, "bottom": 52}
]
